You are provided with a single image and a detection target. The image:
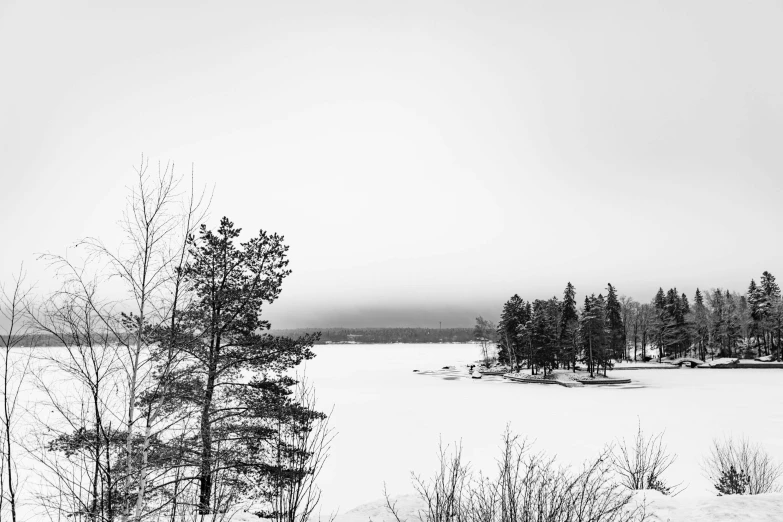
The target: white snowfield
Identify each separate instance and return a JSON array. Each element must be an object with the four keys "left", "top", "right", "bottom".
[
  {"left": 332, "top": 491, "right": 783, "bottom": 522},
  {"left": 300, "top": 344, "right": 783, "bottom": 522},
  {"left": 10, "top": 344, "right": 783, "bottom": 521}
]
